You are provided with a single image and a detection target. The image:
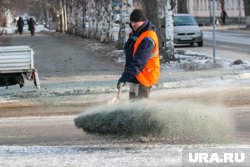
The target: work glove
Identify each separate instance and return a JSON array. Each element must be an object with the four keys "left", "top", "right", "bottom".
[{"left": 117, "top": 77, "right": 126, "bottom": 90}]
